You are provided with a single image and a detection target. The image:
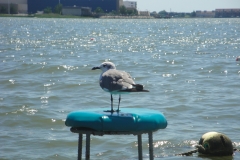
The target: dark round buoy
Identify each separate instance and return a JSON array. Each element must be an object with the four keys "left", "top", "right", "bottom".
[
  {"left": 177, "top": 131, "right": 235, "bottom": 156},
  {"left": 196, "top": 132, "right": 233, "bottom": 156}
]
